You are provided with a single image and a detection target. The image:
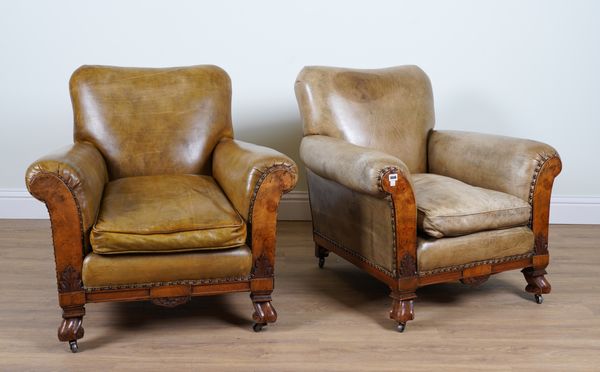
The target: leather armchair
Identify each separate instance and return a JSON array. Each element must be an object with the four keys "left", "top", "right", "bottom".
[
  {"left": 295, "top": 65, "right": 561, "bottom": 332},
  {"left": 26, "top": 65, "right": 297, "bottom": 352}
]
